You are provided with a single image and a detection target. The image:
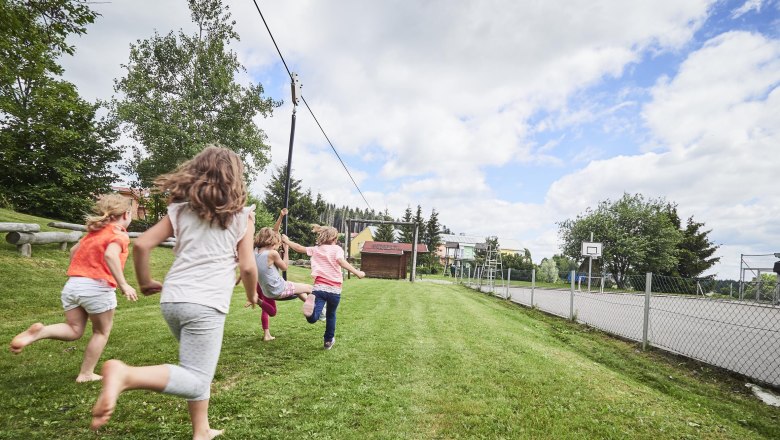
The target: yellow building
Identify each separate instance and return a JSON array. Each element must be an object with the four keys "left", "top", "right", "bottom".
[{"left": 349, "top": 226, "right": 376, "bottom": 258}]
